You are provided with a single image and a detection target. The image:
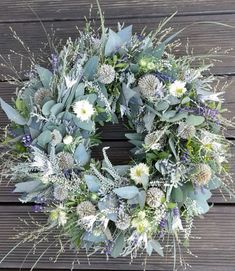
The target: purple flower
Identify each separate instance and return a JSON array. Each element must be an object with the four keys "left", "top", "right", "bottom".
[
  {"left": 173, "top": 207, "right": 180, "bottom": 217},
  {"left": 51, "top": 53, "right": 59, "bottom": 72},
  {"left": 22, "top": 134, "right": 32, "bottom": 147},
  {"left": 155, "top": 71, "right": 175, "bottom": 83},
  {"left": 32, "top": 204, "right": 44, "bottom": 212}
]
